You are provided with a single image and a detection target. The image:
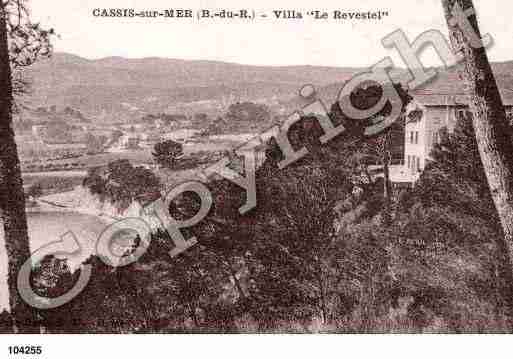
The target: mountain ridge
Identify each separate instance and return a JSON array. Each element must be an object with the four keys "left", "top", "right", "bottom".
[{"left": 19, "top": 52, "right": 513, "bottom": 119}]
